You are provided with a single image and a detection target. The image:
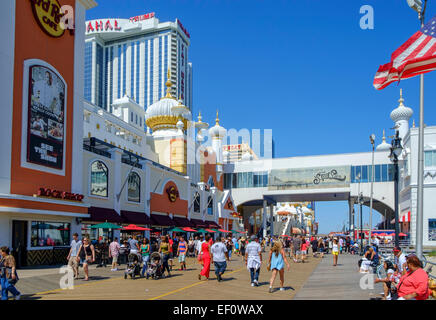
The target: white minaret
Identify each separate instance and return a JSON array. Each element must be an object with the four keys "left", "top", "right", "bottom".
[
  {"left": 390, "top": 89, "right": 413, "bottom": 142},
  {"left": 209, "top": 110, "right": 226, "bottom": 176}
]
